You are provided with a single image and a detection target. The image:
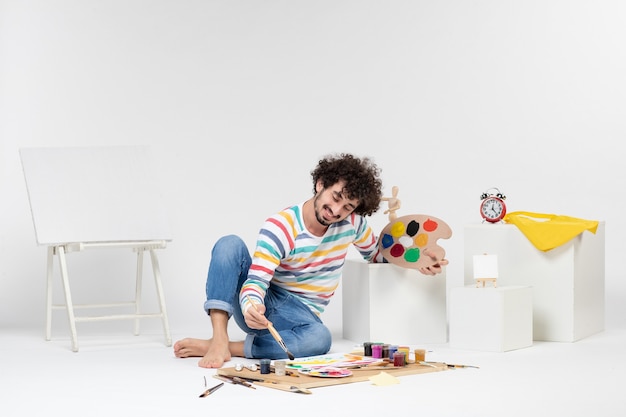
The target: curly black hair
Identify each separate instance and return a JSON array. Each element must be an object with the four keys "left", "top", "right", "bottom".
[{"left": 311, "top": 153, "right": 383, "bottom": 216}]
